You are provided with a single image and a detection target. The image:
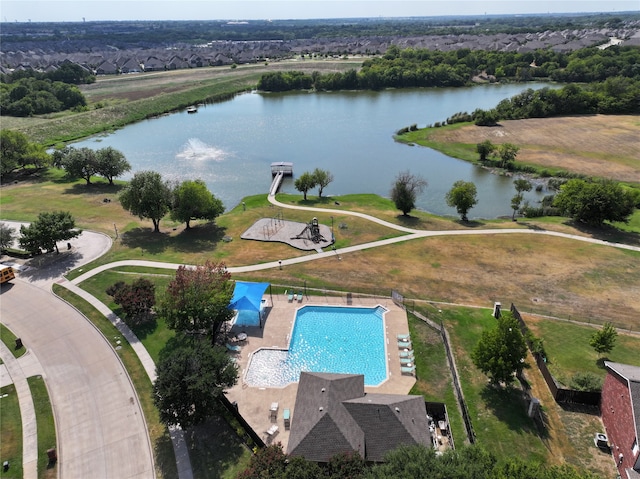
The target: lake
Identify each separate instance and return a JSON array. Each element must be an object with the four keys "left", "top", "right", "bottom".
[{"left": 74, "top": 82, "right": 556, "bottom": 218}]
